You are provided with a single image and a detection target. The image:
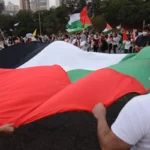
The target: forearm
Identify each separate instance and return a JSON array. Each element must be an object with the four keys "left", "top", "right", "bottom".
[
  {"left": 97, "top": 116, "right": 131, "bottom": 150},
  {"left": 97, "top": 115, "right": 111, "bottom": 149},
  {"left": 93, "top": 103, "right": 132, "bottom": 150}
]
